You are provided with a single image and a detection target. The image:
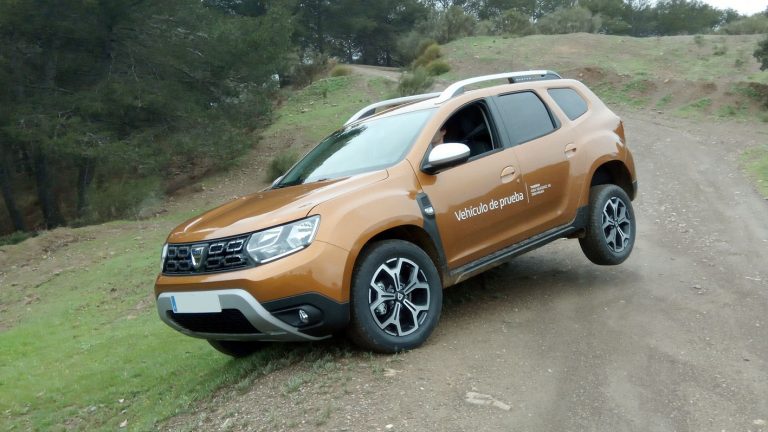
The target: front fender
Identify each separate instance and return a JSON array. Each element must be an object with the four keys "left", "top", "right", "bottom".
[{"left": 311, "top": 161, "right": 424, "bottom": 298}]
